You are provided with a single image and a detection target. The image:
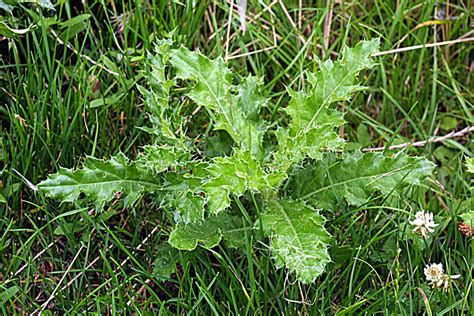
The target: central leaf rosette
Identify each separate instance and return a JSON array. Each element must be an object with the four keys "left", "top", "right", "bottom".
[{"left": 38, "top": 38, "right": 435, "bottom": 283}]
